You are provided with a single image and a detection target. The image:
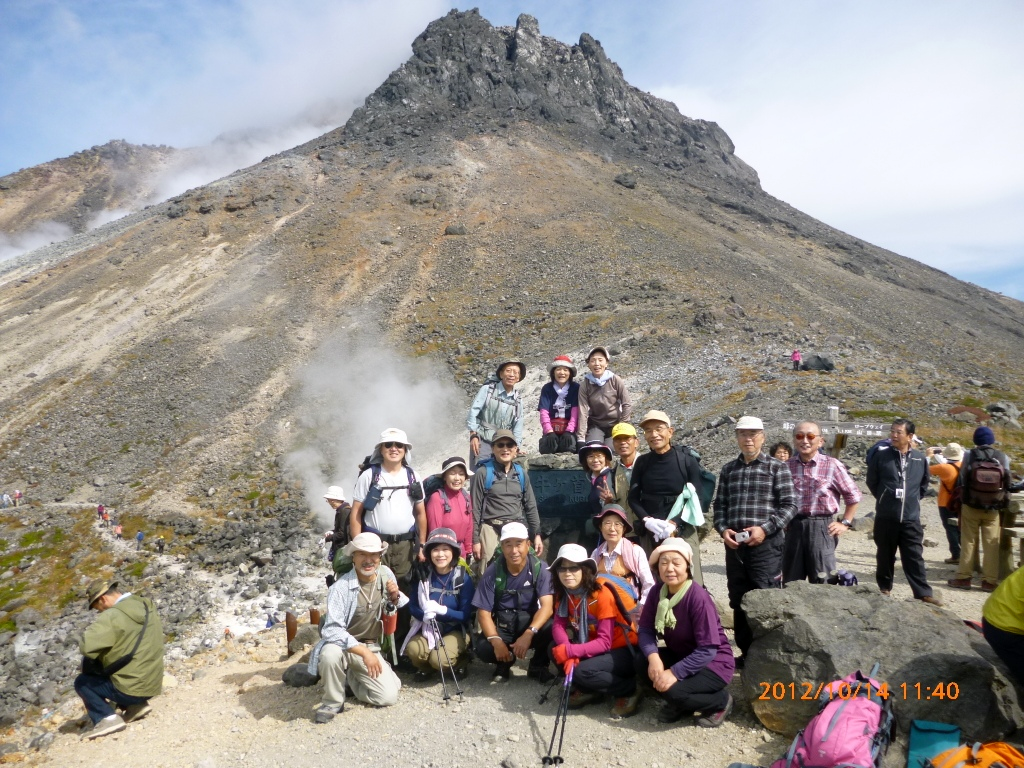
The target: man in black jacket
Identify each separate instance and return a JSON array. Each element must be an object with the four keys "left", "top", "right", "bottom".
[
  {"left": 628, "top": 410, "right": 704, "bottom": 582},
  {"left": 866, "top": 418, "right": 941, "bottom": 605}
]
